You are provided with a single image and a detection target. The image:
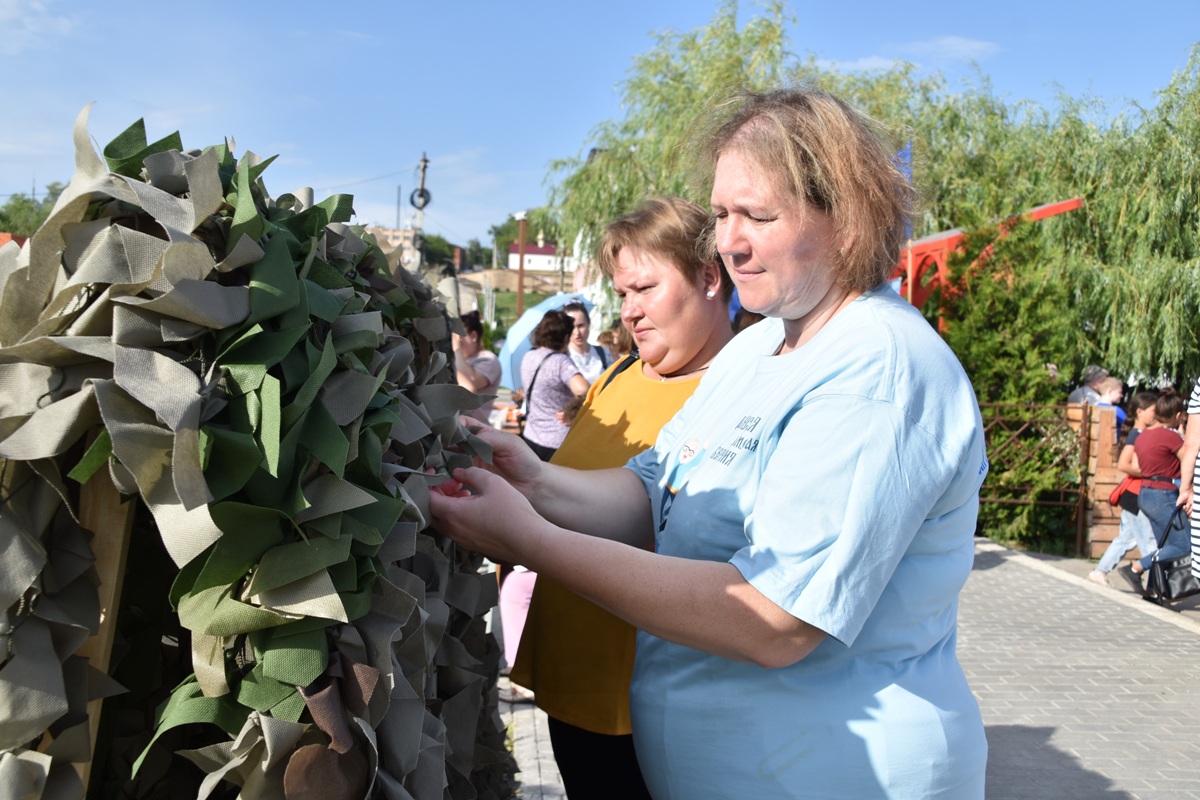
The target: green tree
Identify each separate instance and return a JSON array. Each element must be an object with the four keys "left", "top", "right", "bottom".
[
  {"left": 0, "top": 182, "right": 64, "bottom": 237},
  {"left": 487, "top": 207, "right": 560, "bottom": 268},
  {"left": 549, "top": 0, "right": 790, "bottom": 258},
  {"left": 546, "top": 1, "right": 1200, "bottom": 384},
  {"left": 465, "top": 238, "right": 487, "bottom": 271},
  {"left": 423, "top": 232, "right": 454, "bottom": 267},
  {"left": 542, "top": 4, "right": 1200, "bottom": 550}
]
